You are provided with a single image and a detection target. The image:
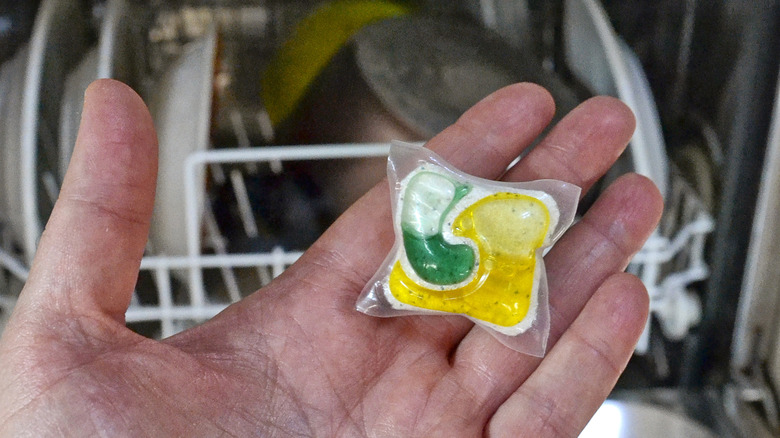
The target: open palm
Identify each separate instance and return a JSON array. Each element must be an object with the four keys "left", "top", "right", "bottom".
[{"left": 0, "top": 80, "right": 662, "bottom": 437}]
